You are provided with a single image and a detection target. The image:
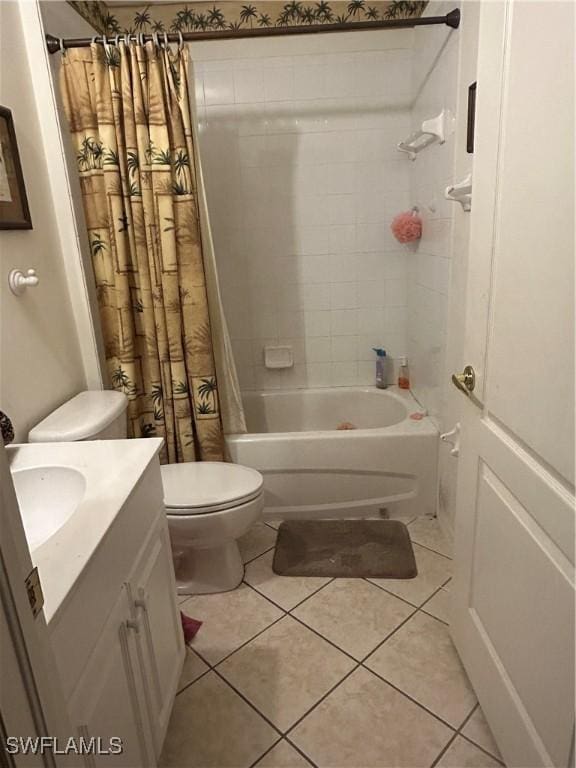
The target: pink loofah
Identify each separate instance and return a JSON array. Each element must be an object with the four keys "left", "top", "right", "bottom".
[{"left": 391, "top": 210, "right": 422, "bottom": 243}]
